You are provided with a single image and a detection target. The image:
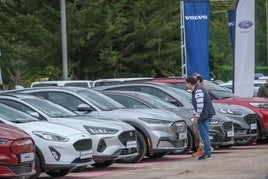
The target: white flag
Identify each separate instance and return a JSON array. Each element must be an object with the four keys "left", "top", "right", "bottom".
[{"left": 234, "top": 0, "right": 255, "bottom": 97}]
